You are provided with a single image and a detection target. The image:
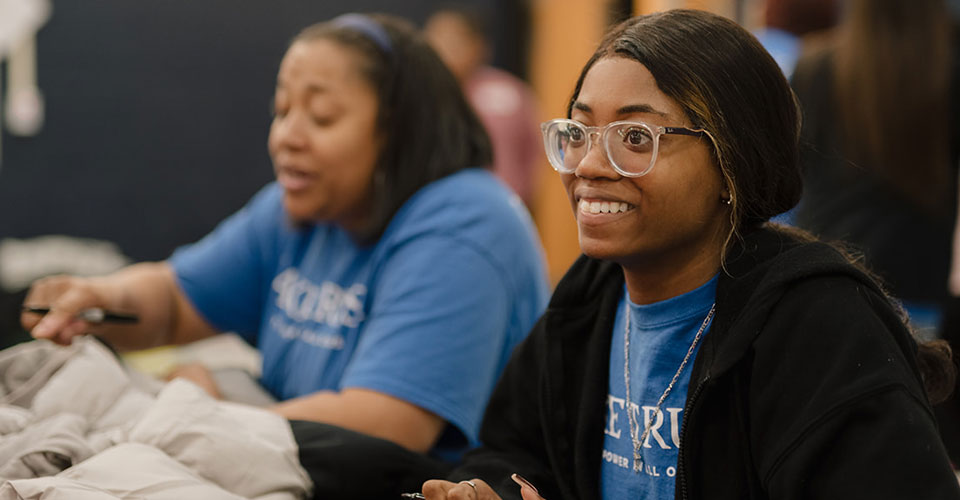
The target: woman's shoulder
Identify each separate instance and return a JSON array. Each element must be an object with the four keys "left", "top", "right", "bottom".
[
  {"left": 717, "top": 226, "right": 887, "bottom": 335},
  {"left": 386, "top": 169, "right": 536, "bottom": 240},
  {"left": 732, "top": 228, "right": 912, "bottom": 348},
  {"left": 412, "top": 168, "right": 516, "bottom": 205},
  {"left": 373, "top": 169, "right": 546, "bottom": 284},
  {"left": 725, "top": 230, "right": 922, "bottom": 388},
  {"left": 239, "top": 182, "right": 288, "bottom": 222}
]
